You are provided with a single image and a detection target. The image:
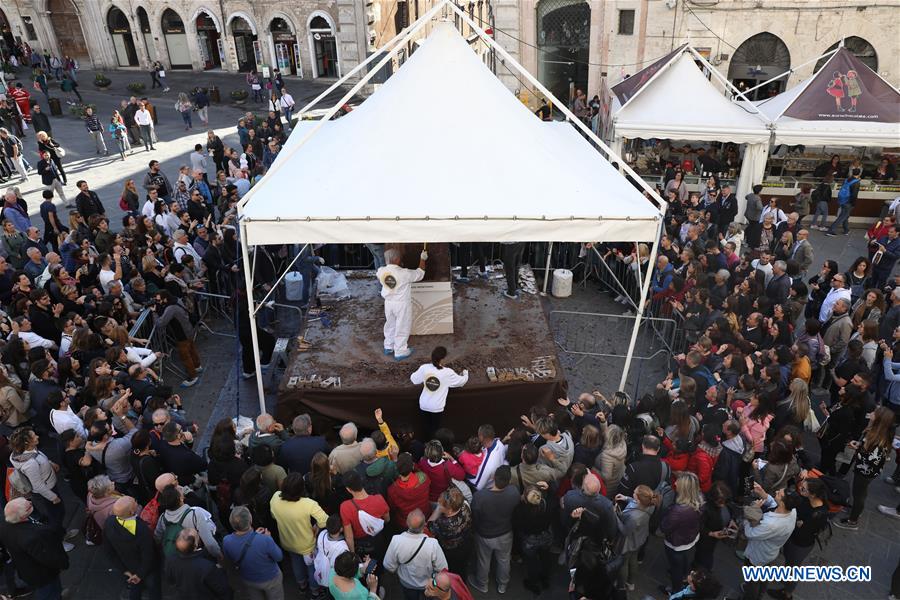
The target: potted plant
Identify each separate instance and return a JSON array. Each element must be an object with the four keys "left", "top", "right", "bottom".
[
  {"left": 69, "top": 102, "right": 96, "bottom": 118},
  {"left": 230, "top": 89, "right": 248, "bottom": 105},
  {"left": 93, "top": 73, "right": 111, "bottom": 88},
  {"left": 127, "top": 82, "right": 145, "bottom": 94}
]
